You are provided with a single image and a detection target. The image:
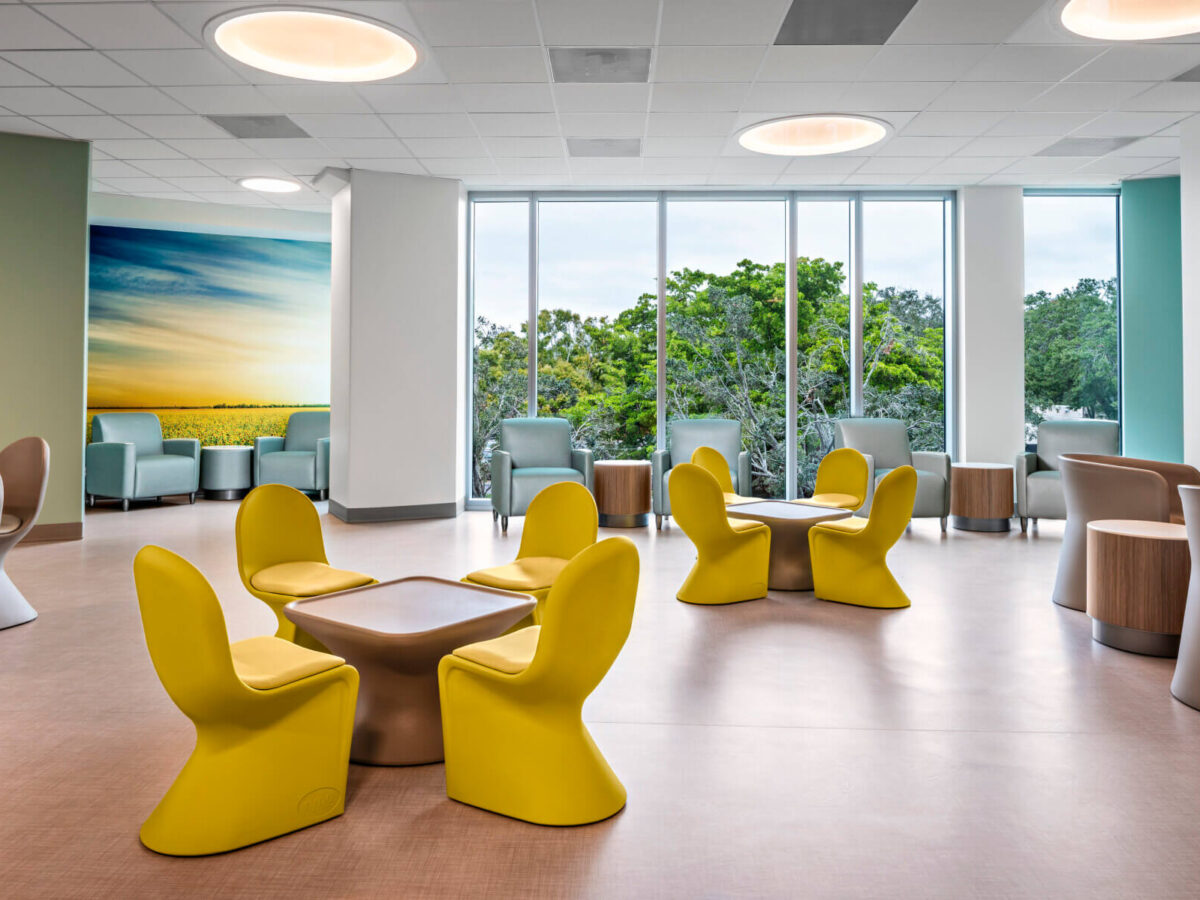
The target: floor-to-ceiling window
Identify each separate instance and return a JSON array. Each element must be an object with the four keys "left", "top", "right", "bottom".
[{"left": 1022, "top": 192, "right": 1120, "bottom": 444}]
